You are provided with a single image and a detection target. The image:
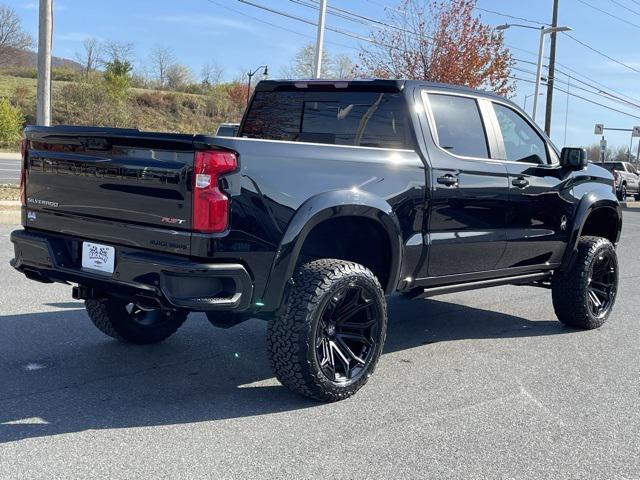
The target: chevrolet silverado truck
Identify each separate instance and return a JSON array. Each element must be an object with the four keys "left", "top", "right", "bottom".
[
  {"left": 11, "top": 80, "right": 622, "bottom": 402},
  {"left": 600, "top": 161, "right": 640, "bottom": 201}
]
